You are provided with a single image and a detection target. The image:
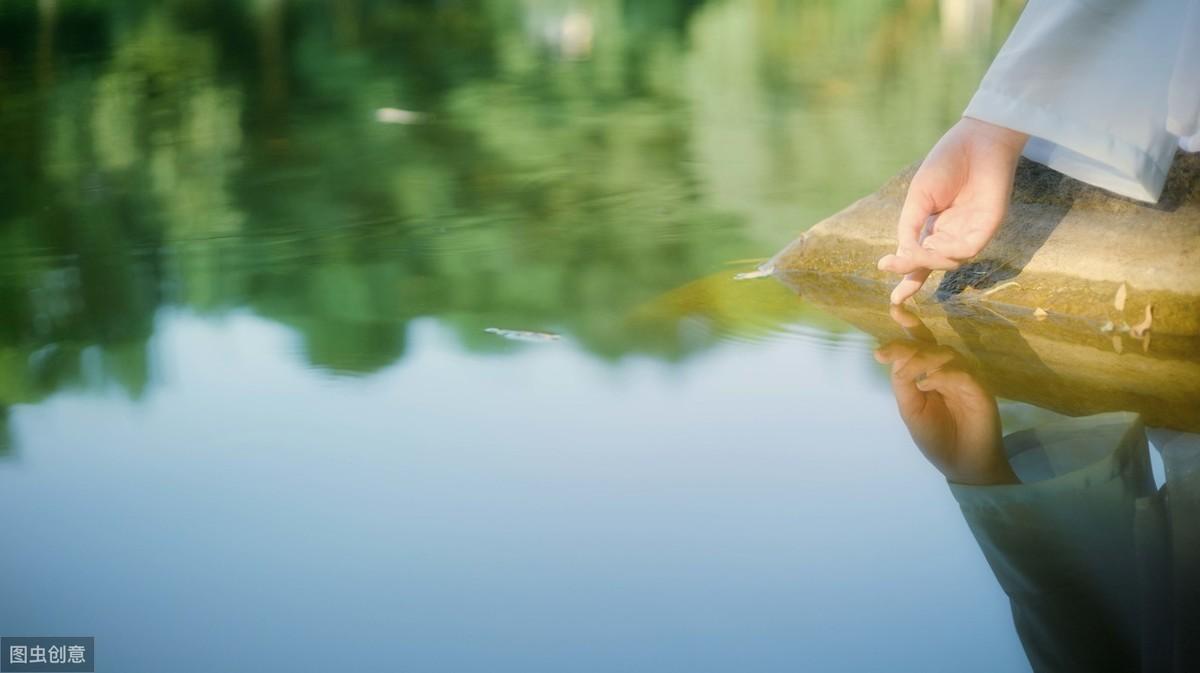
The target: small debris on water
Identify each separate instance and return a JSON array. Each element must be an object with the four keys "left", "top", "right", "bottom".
[
  {"left": 1100, "top": 320, "right": 1115, "bottom": 333},
  {"left": 1114, "top": 283, "right": 1128, "bottom": 312},
  {"left": 733, "top": 265, "right": 774, "bottom": 281},
  {"left": 981, "top": 281, "right": 1021, "bottom": 297},
  {"left": 375, "top": 108, "right": 424, "bottom": 124},
  {"left": 484, "top": 328, "right": 561, "bottom": 342},
  {"left": 1131, "top": 304, "right": 1153, "bottom": 338},
  {"left": 1033, "top": 307, "right": 1048, "bottom": 320}
]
